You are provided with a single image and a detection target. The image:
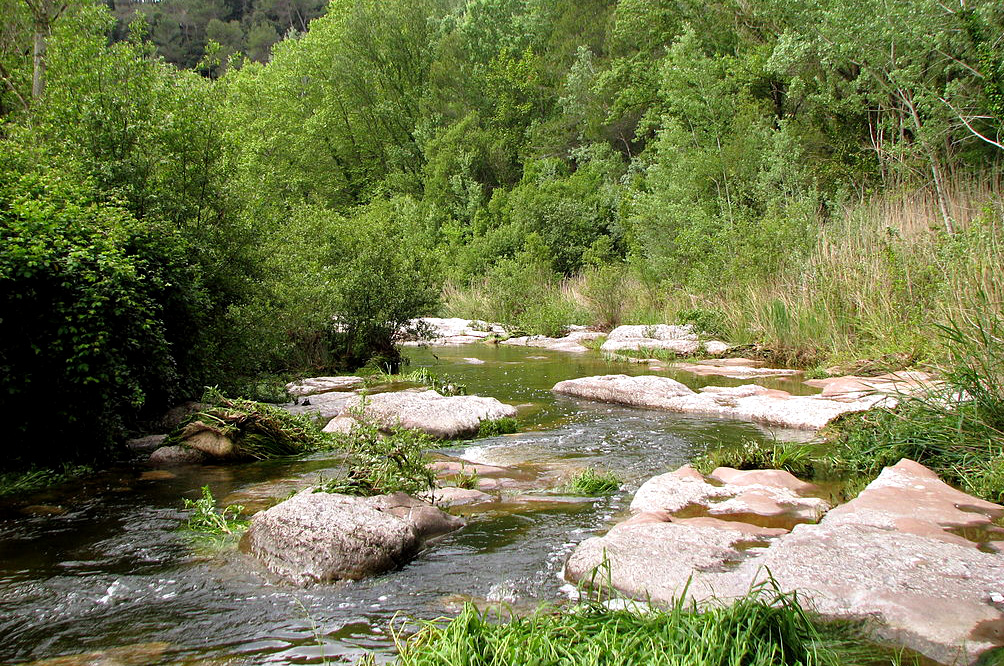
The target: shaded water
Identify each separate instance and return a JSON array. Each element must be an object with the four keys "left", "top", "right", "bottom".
[{"left": 0, "top": 346, "right": 815, "bottom": 665}]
